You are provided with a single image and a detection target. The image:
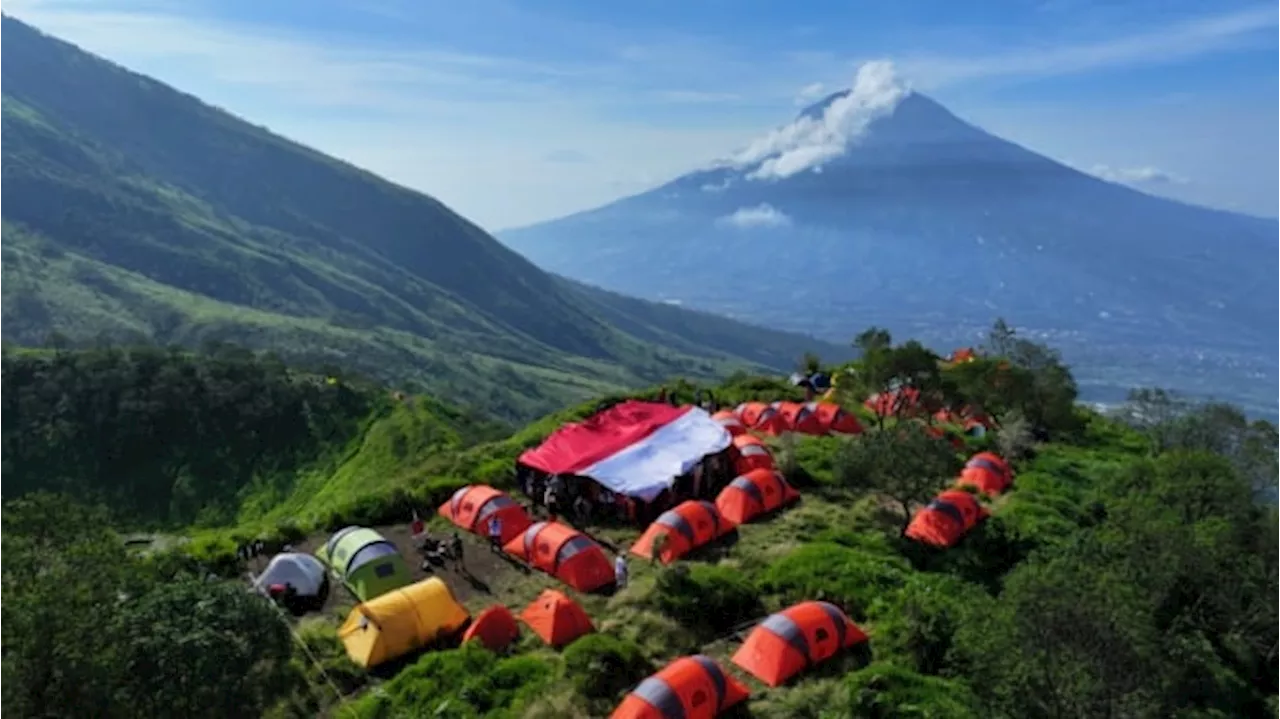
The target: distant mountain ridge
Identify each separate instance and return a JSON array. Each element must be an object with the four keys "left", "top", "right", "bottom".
[
  {"left": 0, "top": 16, "right": 846, "bottom": 421},
  {"left": 499, "top": 65, "right": 1279, "bottom": 415}
]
